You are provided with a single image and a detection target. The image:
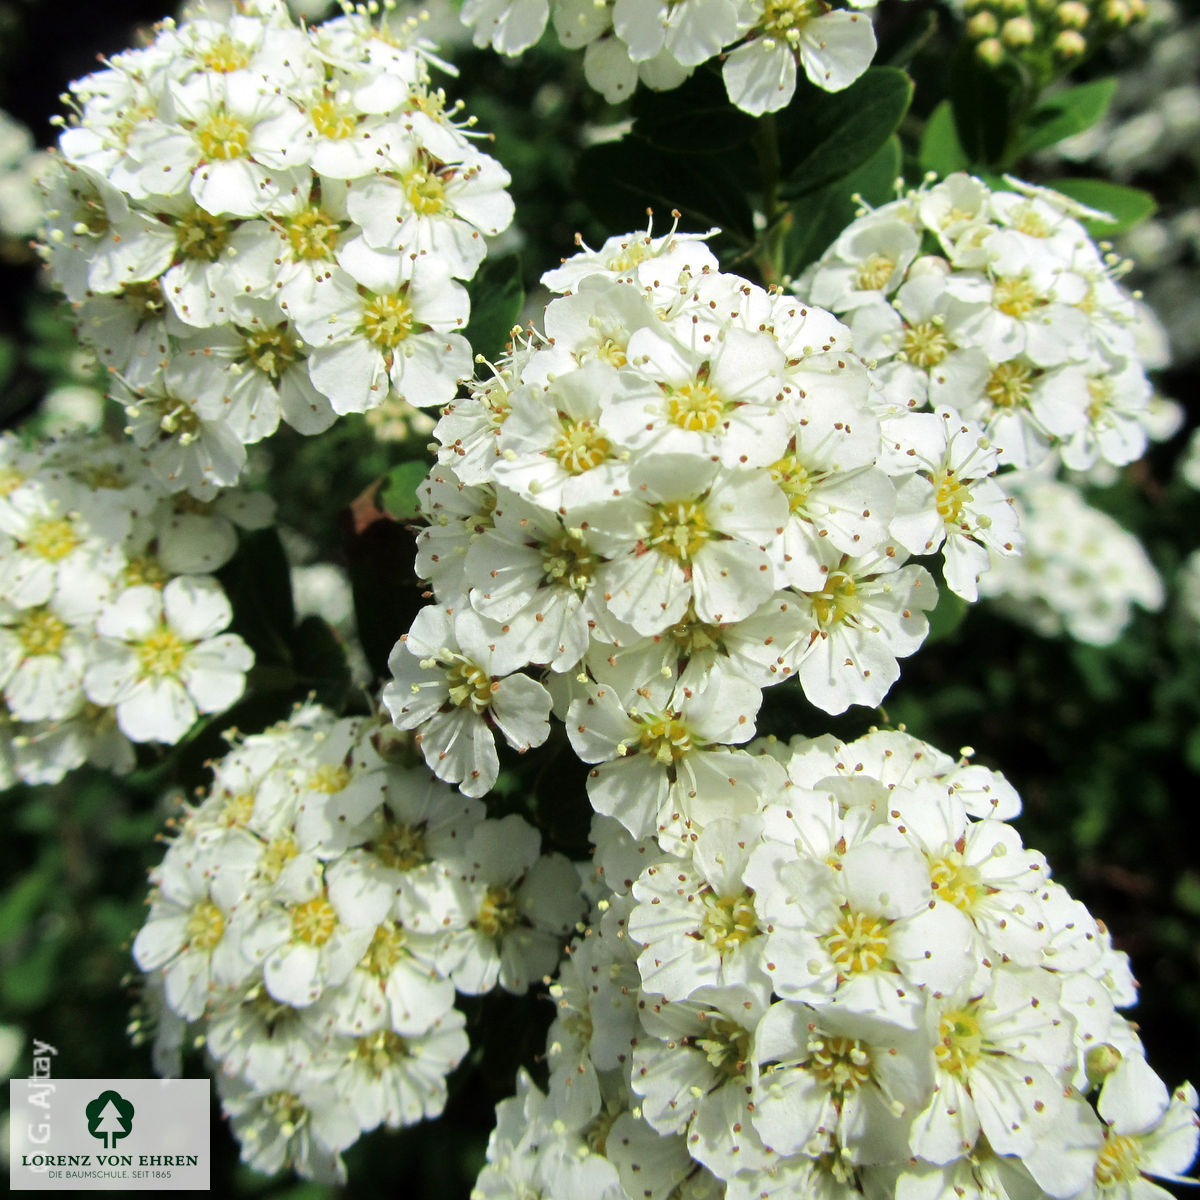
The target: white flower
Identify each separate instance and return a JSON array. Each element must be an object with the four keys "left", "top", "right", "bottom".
[
  {"left": 382, "top": 604, "right": 552, "bottom": 797},
  {"left": 85, "top": 576, "right": 253, "bottom": 744}
]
